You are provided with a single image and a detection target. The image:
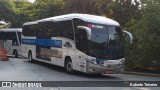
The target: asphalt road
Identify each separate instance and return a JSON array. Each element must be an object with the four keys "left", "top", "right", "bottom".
[{"left": 0, "top": 58, "right": 159, "bottom": 90}]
